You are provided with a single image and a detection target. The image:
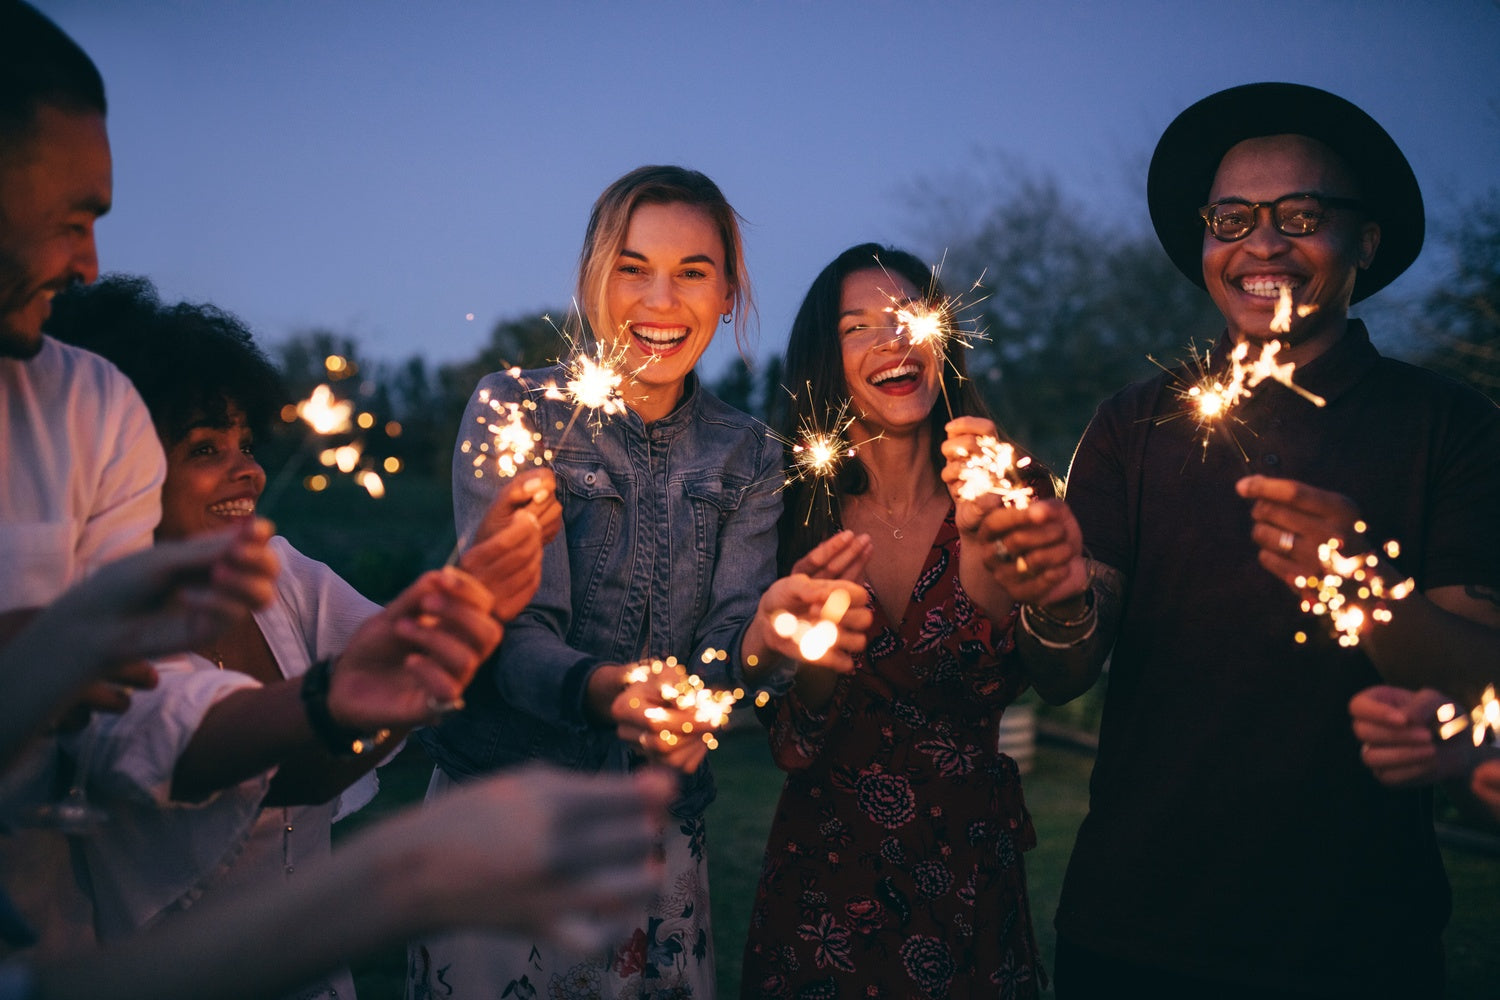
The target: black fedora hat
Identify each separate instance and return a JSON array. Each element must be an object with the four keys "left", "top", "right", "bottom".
[{"left": 1147, "top": 82, "right": 1423, "bottom": 303}]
